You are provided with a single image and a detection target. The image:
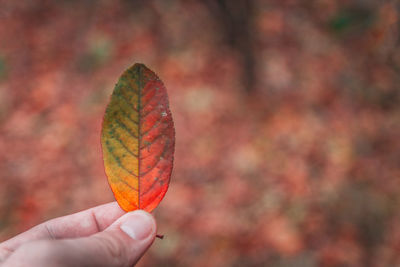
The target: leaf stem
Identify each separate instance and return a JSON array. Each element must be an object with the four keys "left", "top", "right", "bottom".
[{"left": 156, "top": 234, "right": 164, "bottom": 239}]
